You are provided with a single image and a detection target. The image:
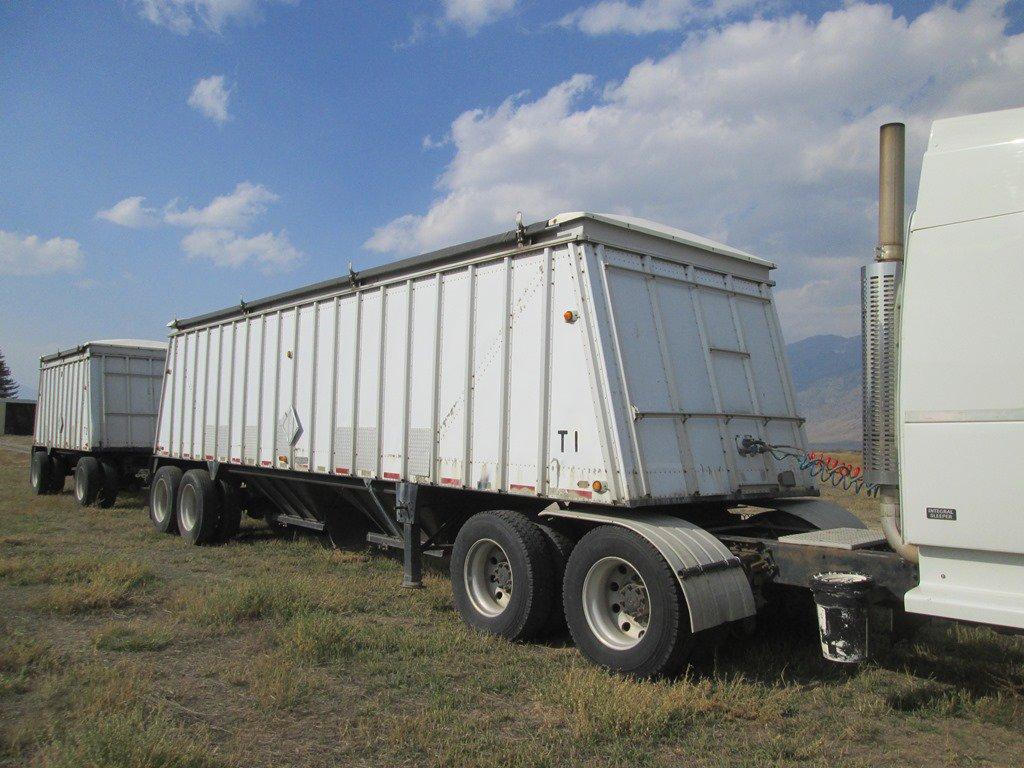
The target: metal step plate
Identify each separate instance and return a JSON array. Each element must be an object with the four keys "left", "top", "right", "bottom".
[{"left": 778, "top": 527, "right": 887, "bottom": 550}]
